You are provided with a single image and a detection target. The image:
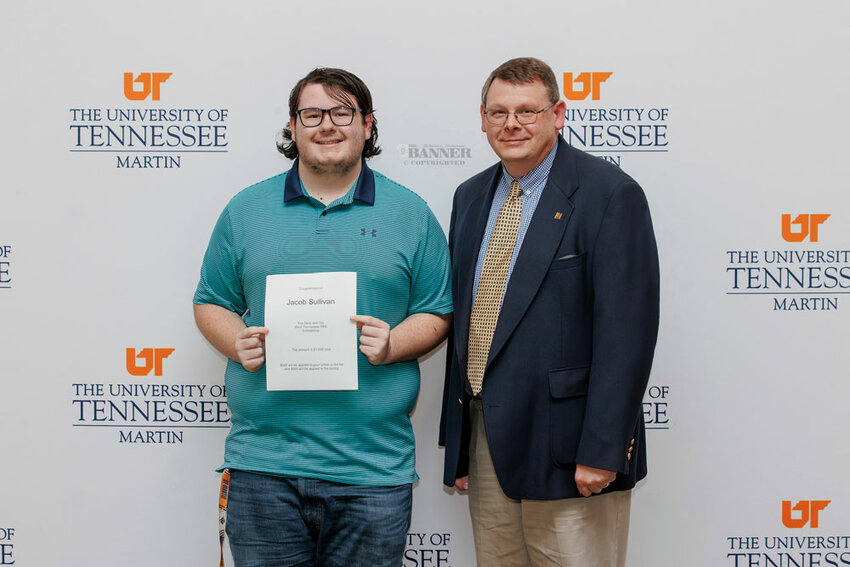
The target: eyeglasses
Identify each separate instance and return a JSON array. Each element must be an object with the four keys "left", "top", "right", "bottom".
[
  {"left": 483, "top": 103, "right": 555, "bottom": 125},
  {"left": 295, "top": 106, "right": 365, "bottom": 127}
]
